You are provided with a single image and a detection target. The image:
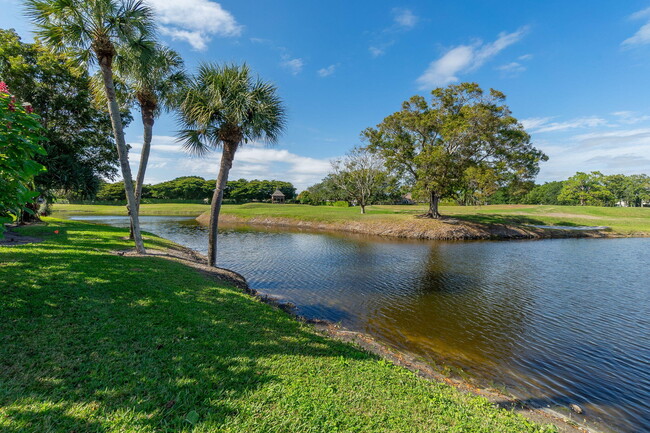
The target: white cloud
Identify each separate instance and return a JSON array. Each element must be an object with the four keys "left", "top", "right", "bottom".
[
  {"left": 281, "top": 56, "right": 304, "bottom": 75},
  {"left": 127, "top": 136, "right": 334, "bottom": 190},
  {"left": 521, "top": 117, "right": 554, "bottom": 130},
  {"left": 622, "top": 7, "right": 650, "bottom": 46},
  {"left": 497, "top": 61, "right": 526, "bottom": 75},
  {"left": 522, "top": 116, "right": 608, "bottom": 133},
  {"left": 317, "top": 64, "right": 337, "bottom": 77},
  {"left": 147, "top": 0, "right": 242, "bottom": 50},
  {"left": 416, "top": 27, "right": 528, "bottom": 89},
  {"left": 631, "top": 6, "right": 650, "bottom": 20},
  {"left": 369, "top": 46, "right": 385, "bottom": 57},
  {"left": 612, "top": 111, "right": 650, "bottom": 125},
  {"left": 393, "top": 8, "right": 418, "bottom": 29},
  {"left": 623, "top": 22, "right": 650, "bottom": 46}
]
